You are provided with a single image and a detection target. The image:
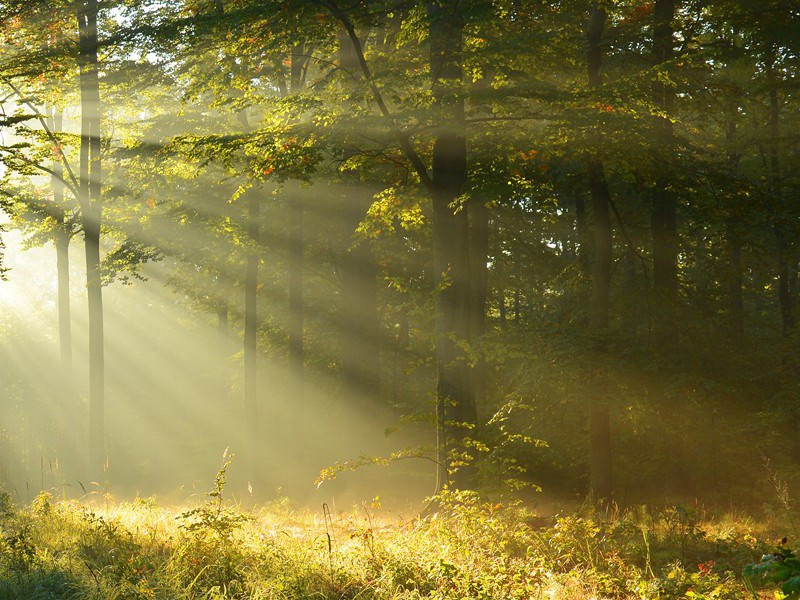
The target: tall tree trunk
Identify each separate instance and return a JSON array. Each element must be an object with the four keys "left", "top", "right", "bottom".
[
  {"left": 217, "top": 303, "right": 228, "bottom": 340},
  {"left": 288, "top": 46, "right": 305, "bottom": 397},
  {"left": 340, "top": 220, "right": 380, "bottom": 402},
  {"left": 767, "top": 57, "right": 795, "bottom": 337},
  {"left": 620, "top": 249, "right": 639, "bottom": 334},
  {"left": 574, "top": 195, "right": 590, "bottom": 278},
  {"left": 725, "top": 98, "right": 744, "bottom": 336},
  {"left": 651, "top": 0, "right": 678, "bottom": 347},
  {"left": 50, "top": 105, "right": 74, "bottom": 480},
  {"left": 337, "top": 31, "right": 380, "bottom": 406},
  {"left": 217, "top": 302, "right": 229, "bottom": 400},
  {"left": 586, "top": 2, "right": 613, "bottom": 502},
  {"left": 728, "top": 234, "right": 744, "bottom": 334},
  {"left": 429, "top": 0, "right": 475, "bottom": 491},
  {"left": 468, "top": 199, "right": 488, "bottom": 408},
  {"left": 77, "top": 0, "right": 104, "bottom": 480},
  {"left": 51, "top": 109, "right": 73, "bottom": 374},
  {"left": 288, "top": 191, "right": 304, "bottom": 394},
  {"left": 243, "top": 188, "right": 260, "bottom": 491}
]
